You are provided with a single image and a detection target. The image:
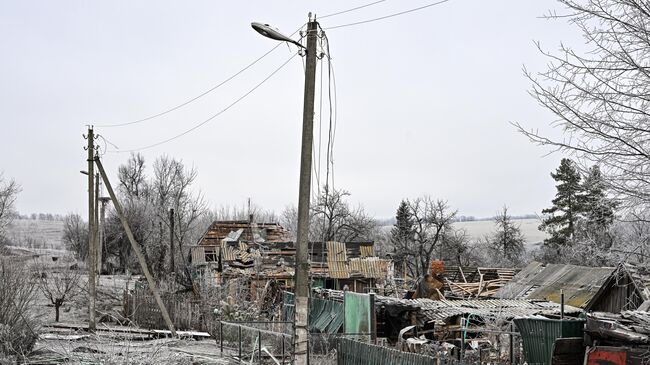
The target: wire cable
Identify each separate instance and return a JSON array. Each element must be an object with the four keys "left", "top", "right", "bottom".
[
  {"left": 97, "top": 25, "right": 306, "bottom": 128},
  {"left": 319, "top": 0, "right": 387, "bottom": 19},
  {"left": 112, "top": 52, "right": 299, "bottom": 153},
  {"left": 325, "top": 0, "right": 452, "bottom": 30}
]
